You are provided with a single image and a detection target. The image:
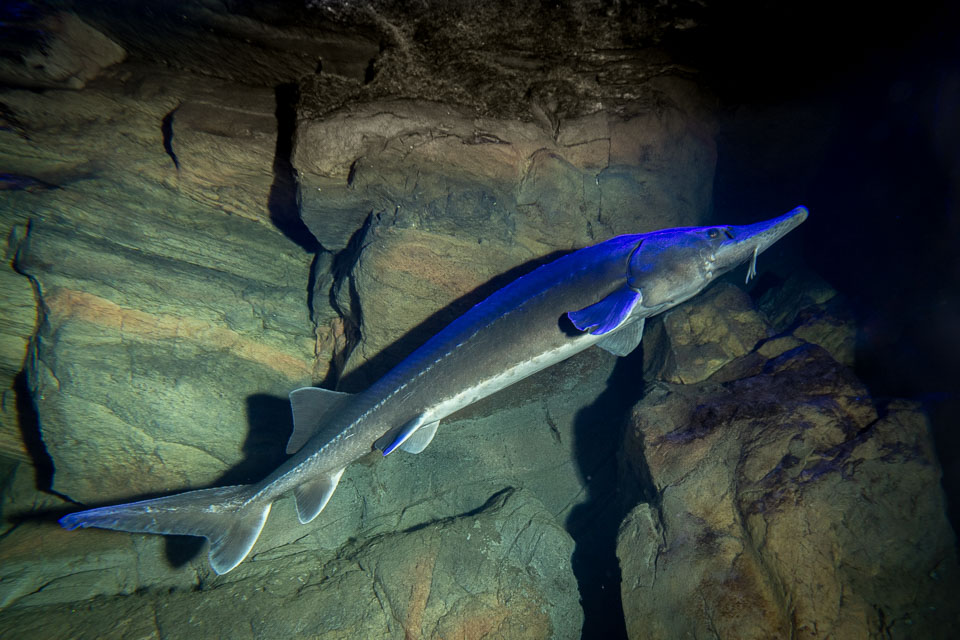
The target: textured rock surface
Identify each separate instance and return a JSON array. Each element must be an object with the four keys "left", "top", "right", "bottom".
[
  {"left": 757, "top": 270, "right": 857, "bottom": 368},
  {"left": 643, "top": 282, "right": 770, "bottom": 384},
  {"left": 0, "top": 11, "right": 126, "bottom": 90},
  {"left": 0, "top": 223, "right": 35, "bottom": 462},
  {"left": 73, "top": 1, "right": 706, "bottom": 116},
  {"left": 0, "top": 488, "right": 582, "bottom": 639},
  {"left": 1, "top": 66, "right": 317, "bottom": 503},
  {"left": 617, "top": 292, "right": 960, "bottom": 639},
  {"left": 294, "top": 79, "right": 716, "bottom": 386}
]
